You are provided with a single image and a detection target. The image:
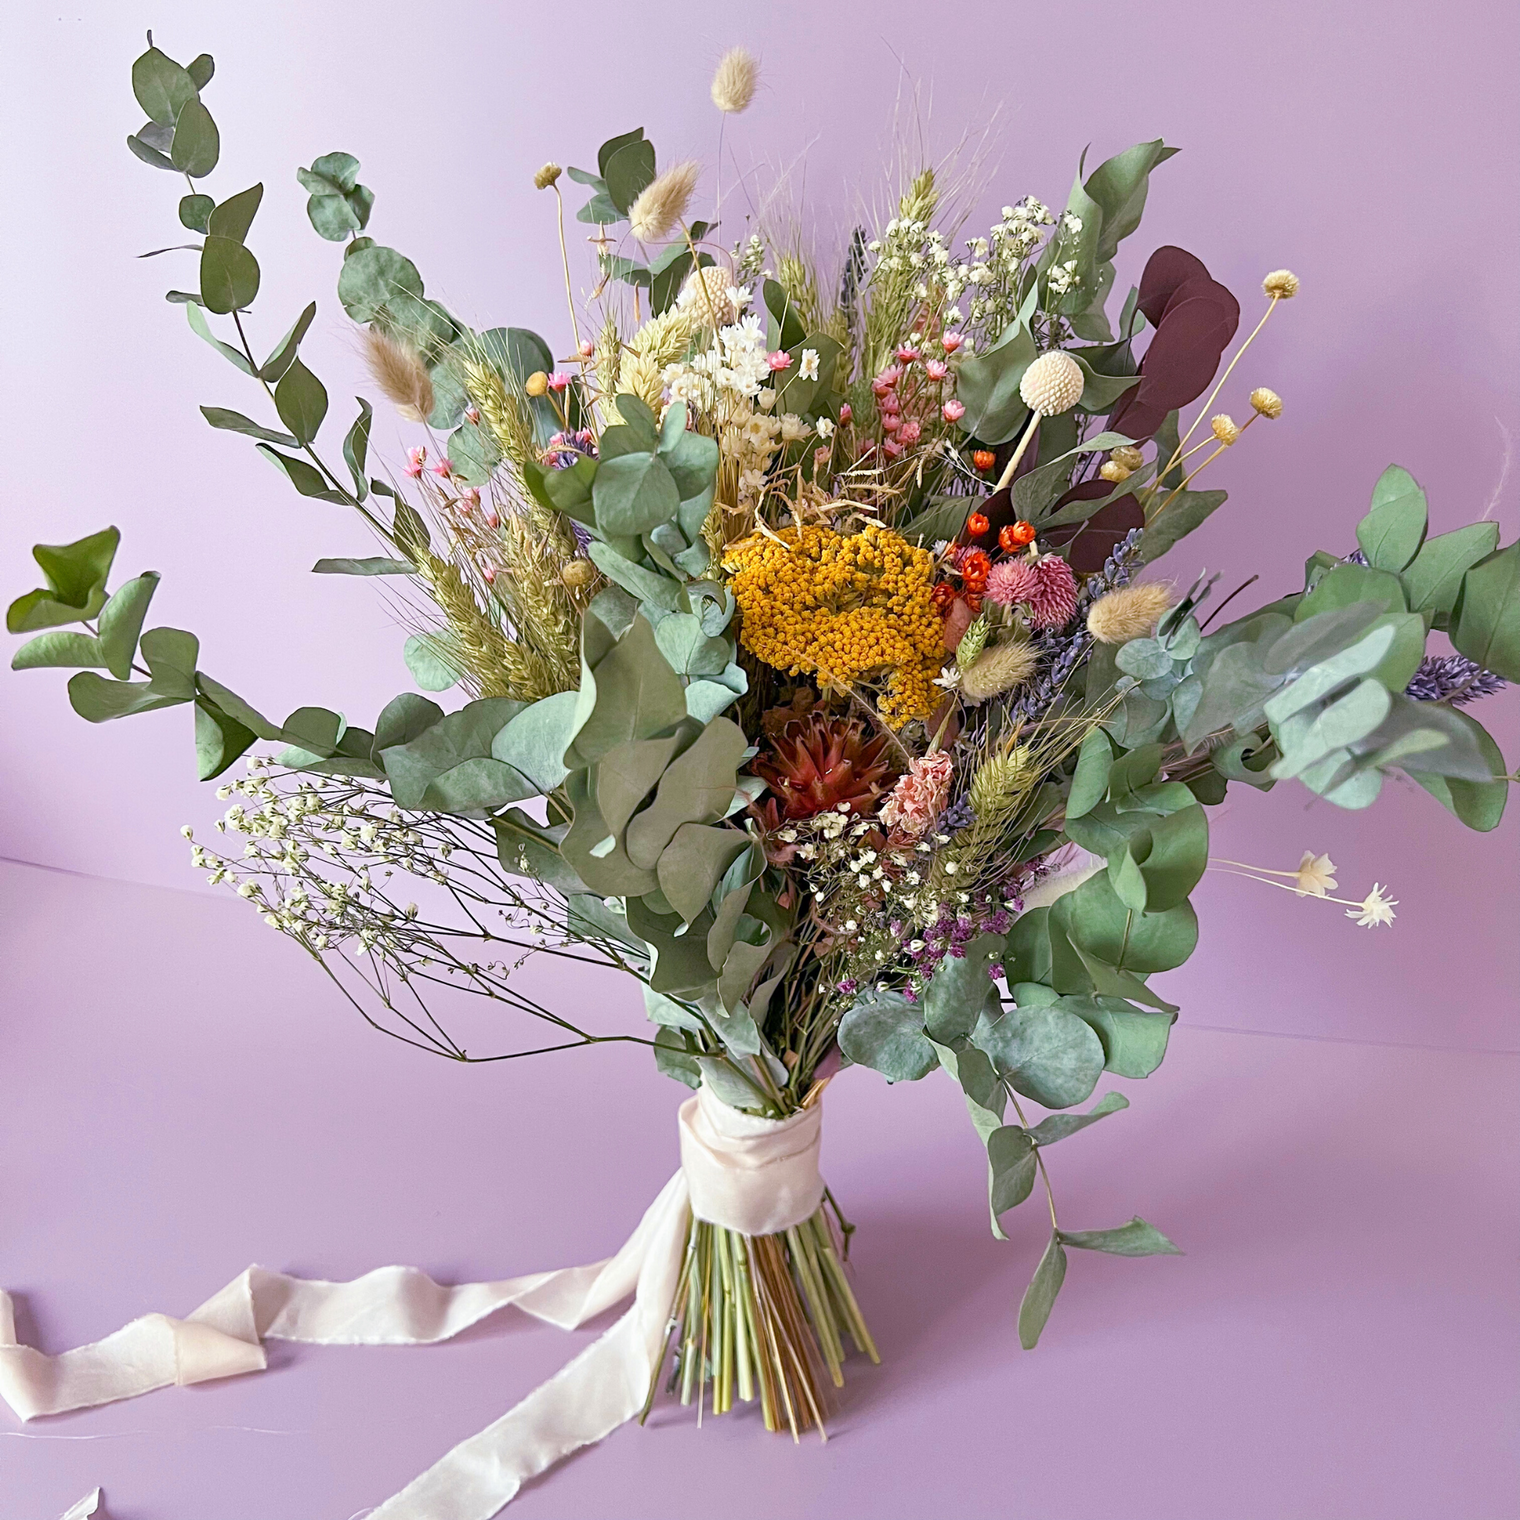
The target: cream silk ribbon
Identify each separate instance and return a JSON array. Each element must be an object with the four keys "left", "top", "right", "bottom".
[{"left": 4, "top": 1087, "right": 825, "bottom": 1520}]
